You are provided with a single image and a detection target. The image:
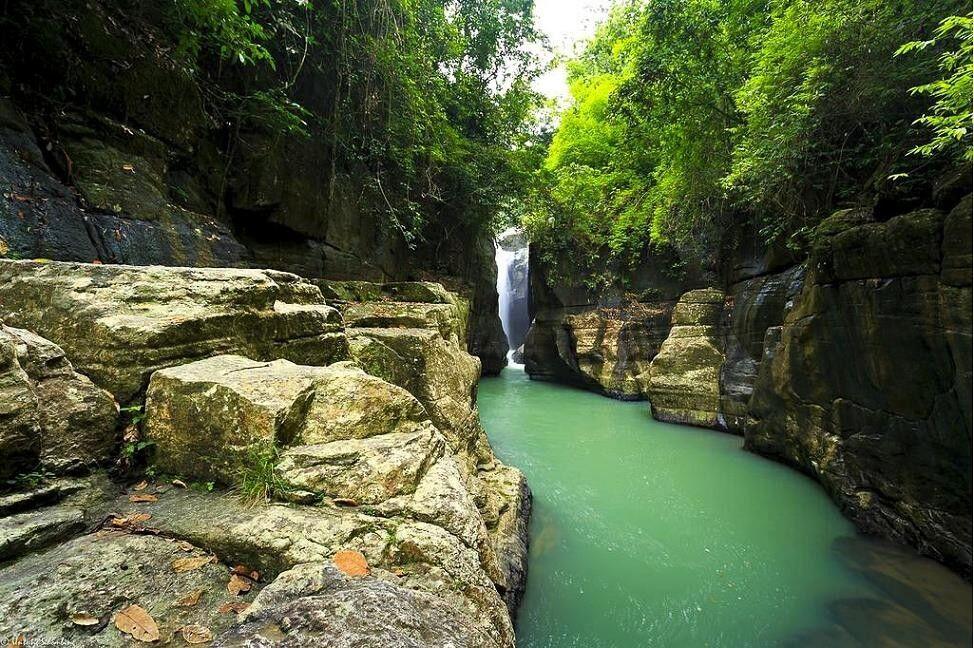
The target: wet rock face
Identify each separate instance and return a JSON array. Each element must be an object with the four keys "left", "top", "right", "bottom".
[
  {"left": 746, "top": 201, "right": 973, "bottom": 573},
  {"left": 719, "top": 266, "right": 805, "bottom": 434},
  {"left": 0, "top": 260, "right": 348, "bottom": 402},
  {"left": 523, "top": 246, "right": 687, "bottom": 399},
  {"left": 524, "top": 300, "right": 675, "bottom": 400},
  {"left": 0, "top": 325, "right": 118, "bottom": 478},
  {"left": 646, "top": 289, "right": 726, "bottom": 427}
]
